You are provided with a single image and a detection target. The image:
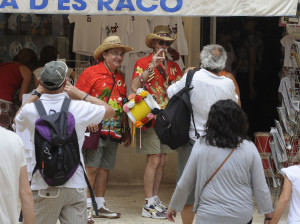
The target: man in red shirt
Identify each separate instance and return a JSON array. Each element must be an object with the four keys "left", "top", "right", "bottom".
[
  {"left": 76, "top": 36, "right": 132, "bottom": 223},
  {"left": 131, "top": 25, "right": 182, "bottom": 219}
]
